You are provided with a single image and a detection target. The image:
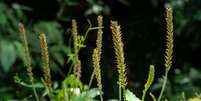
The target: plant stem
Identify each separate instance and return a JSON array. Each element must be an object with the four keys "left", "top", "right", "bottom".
[
  {"left": 158, "top": 72, "right": 168, "bottom": 101},
  {"left": 88, "top": 69, "right": 95, "bottom": 88},
  {"left": 100, "top": 93, "right": 103, "bottom": 101},
  {"left": 158, "top": 6, "right": 173, "bottom": 101},
  {"left": 31, "top": 79, "right": 40, "bottom": 101},
  {"left": 119, "top": 86, "right": 122, "bottom": 101},
  {"left": 150, "top": 93, "right": 157, "bottom": 101},
  {"left": 67, "top": 61, "right": 74, "bottom": 76},
  {"left": 18, "top": 23, "right": 39, "bottom": 101},
  {"left": 41, "top": 78, "right": 52, "bottom": 100},
  {"left": 142, "top": 91, "right": 146, "bottom": 101},
  {"left": 84, "top": 26, "right": 103, "bottom": 40}
]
